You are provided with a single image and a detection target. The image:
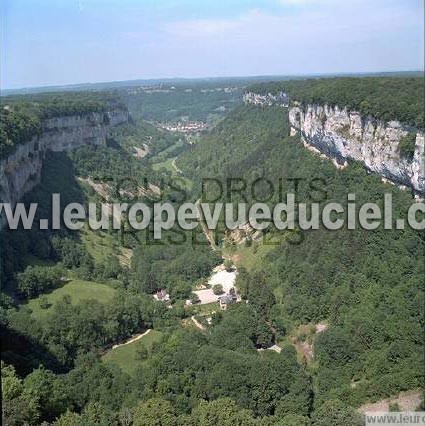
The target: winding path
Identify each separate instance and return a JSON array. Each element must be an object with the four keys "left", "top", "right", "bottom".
[
  {"left": 191, "top": 316, "right": 205, "bottom": 330},
  {"left": 111, "top": 329, "right": 151, "bottom": 350},
  {"left": 195, "top": 199, "right": 219, "bottom": 250},
  {"left": 172, "top": 158, "right": 182, "bottom": 174}
]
